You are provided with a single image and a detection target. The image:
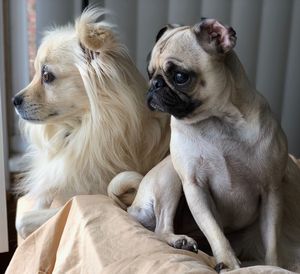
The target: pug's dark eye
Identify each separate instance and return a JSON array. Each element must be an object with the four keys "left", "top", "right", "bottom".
[
  {"left": 42, "top": 71, "right": 55, "bottom": 83},
  {"left": 173, "top": 72, "right": 189, "bottom": 85}
]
